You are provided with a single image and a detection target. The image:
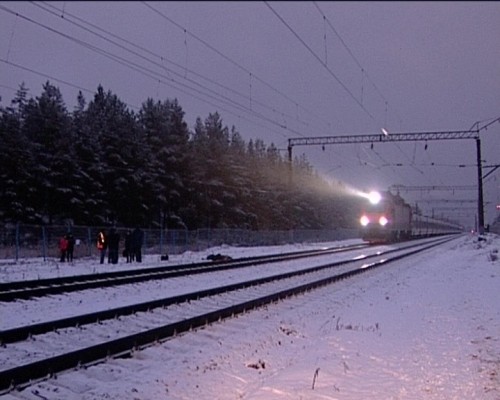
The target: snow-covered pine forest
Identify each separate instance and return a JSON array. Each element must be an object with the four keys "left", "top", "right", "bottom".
[{"left": 0, "top": 82, "right": 362, "bottom": 230}]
